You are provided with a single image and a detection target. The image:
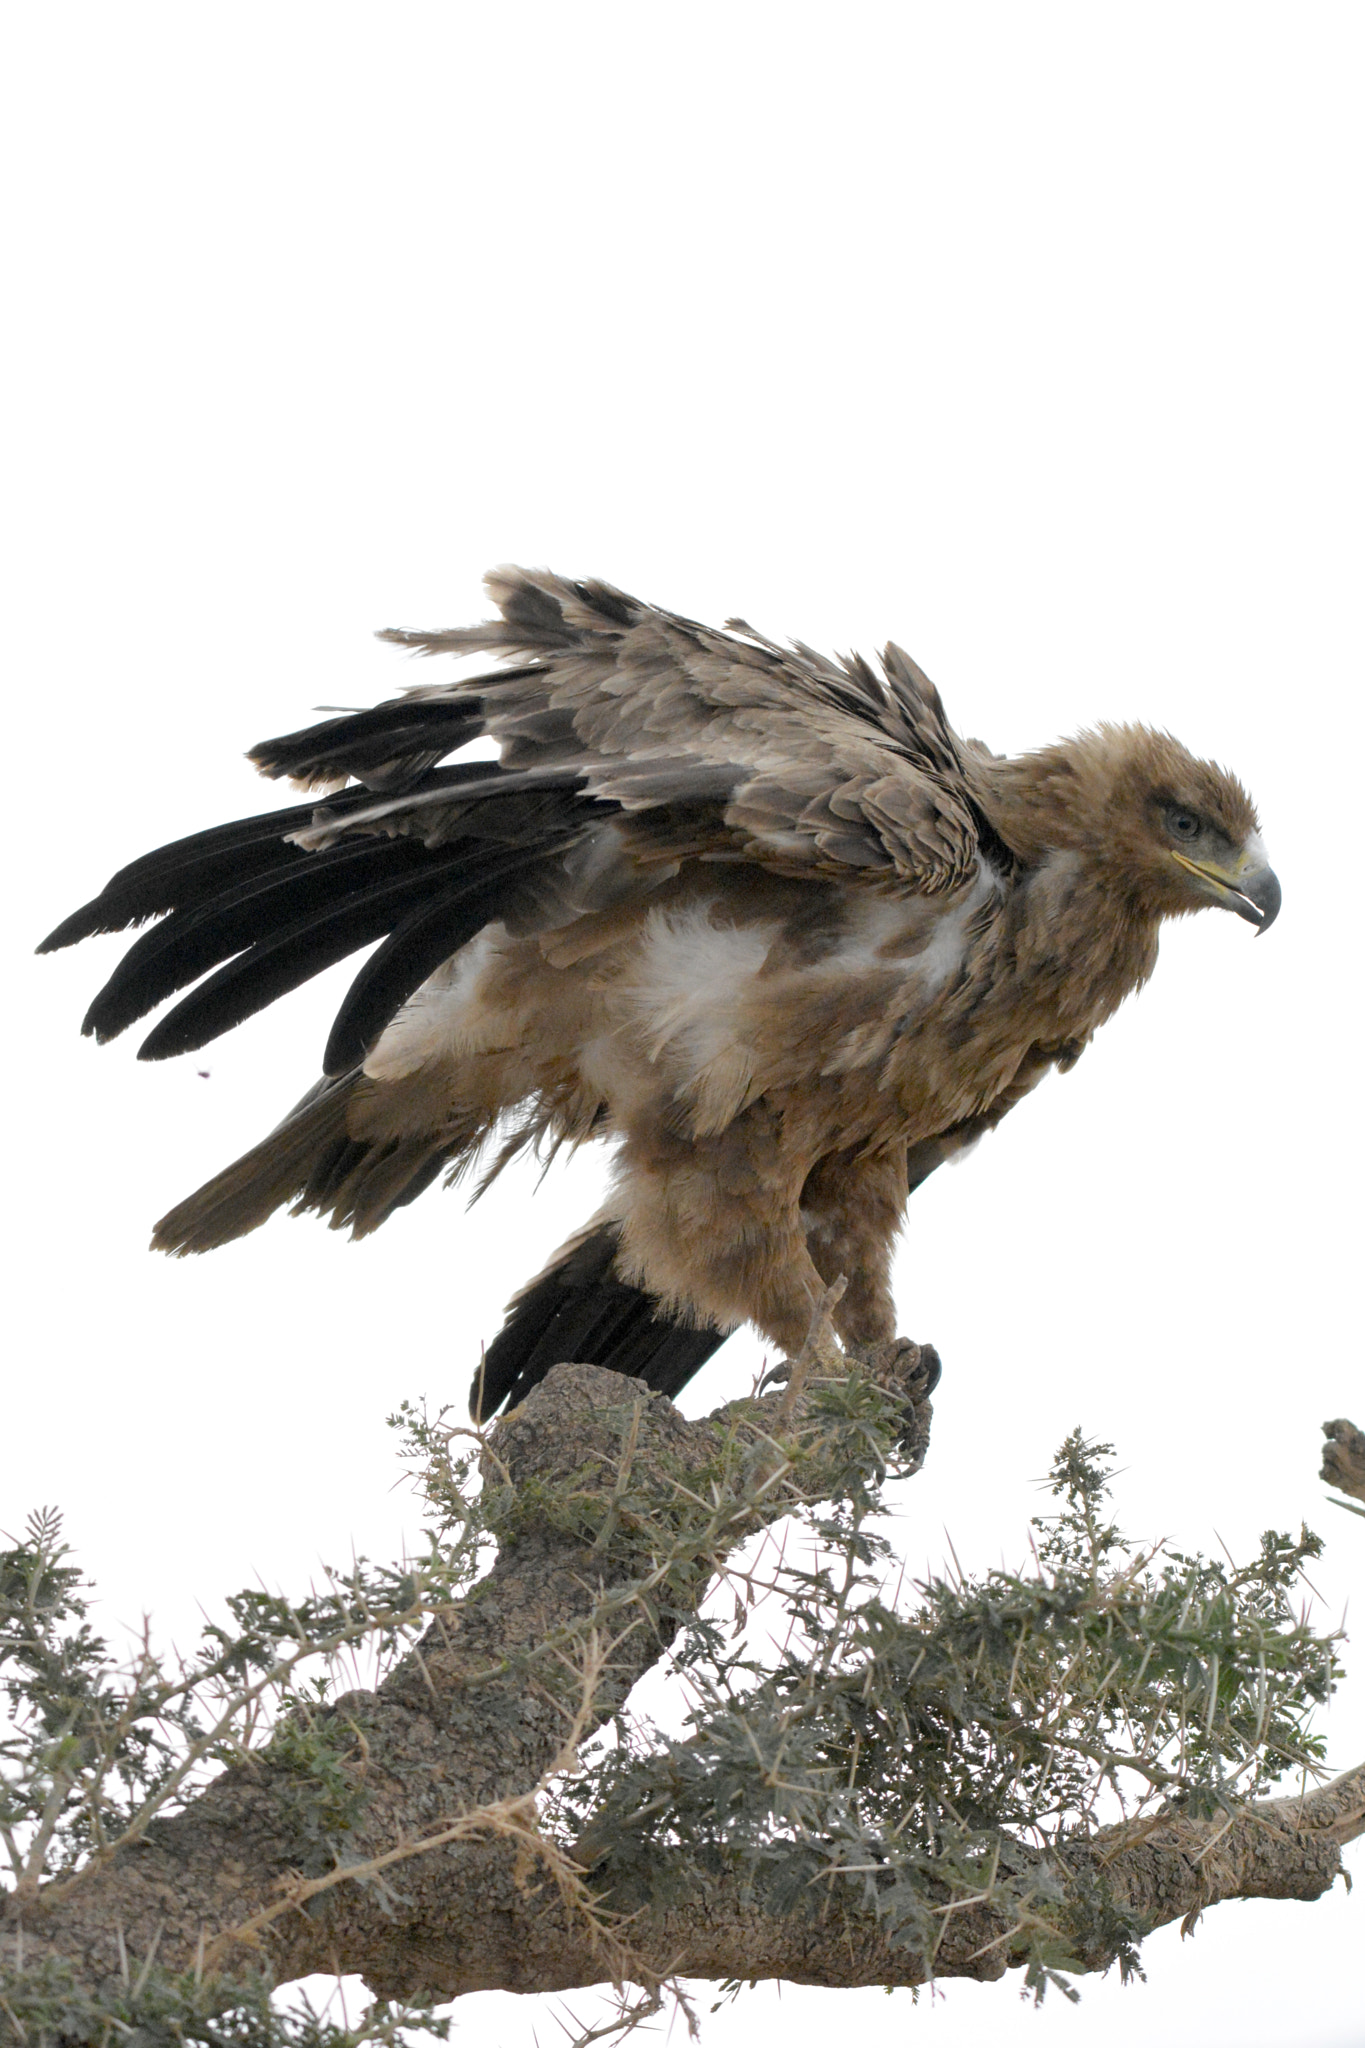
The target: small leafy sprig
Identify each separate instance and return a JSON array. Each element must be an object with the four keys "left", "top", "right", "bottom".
[{"left": 0, "top": 1421, "right": 490, "bottom": 1897}]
